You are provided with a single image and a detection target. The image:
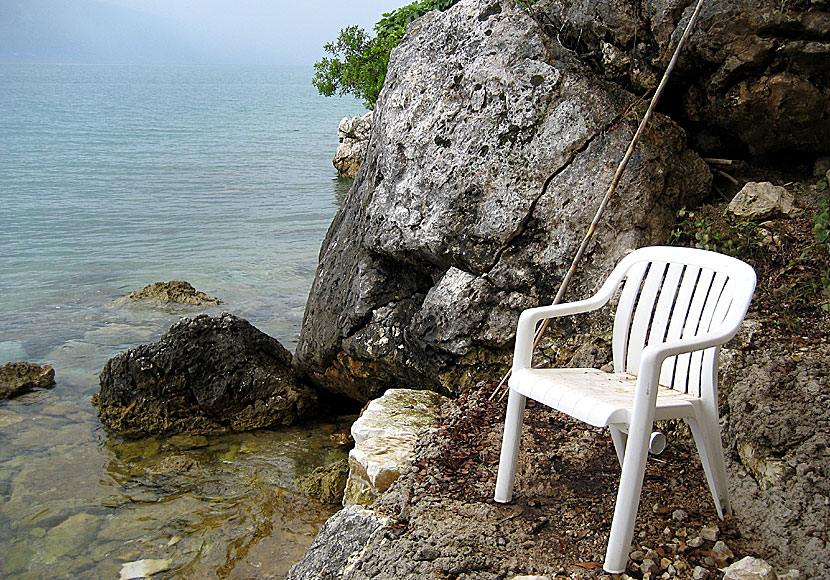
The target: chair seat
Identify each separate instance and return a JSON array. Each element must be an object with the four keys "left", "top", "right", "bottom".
[{"left": 510, "top": 368, "right": 699, "bottom": 428}]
